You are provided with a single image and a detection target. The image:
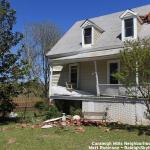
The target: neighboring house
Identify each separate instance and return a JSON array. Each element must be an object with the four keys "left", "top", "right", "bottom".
[{"left": 47, "top": 4, "right": 150, "bottom": 125}]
